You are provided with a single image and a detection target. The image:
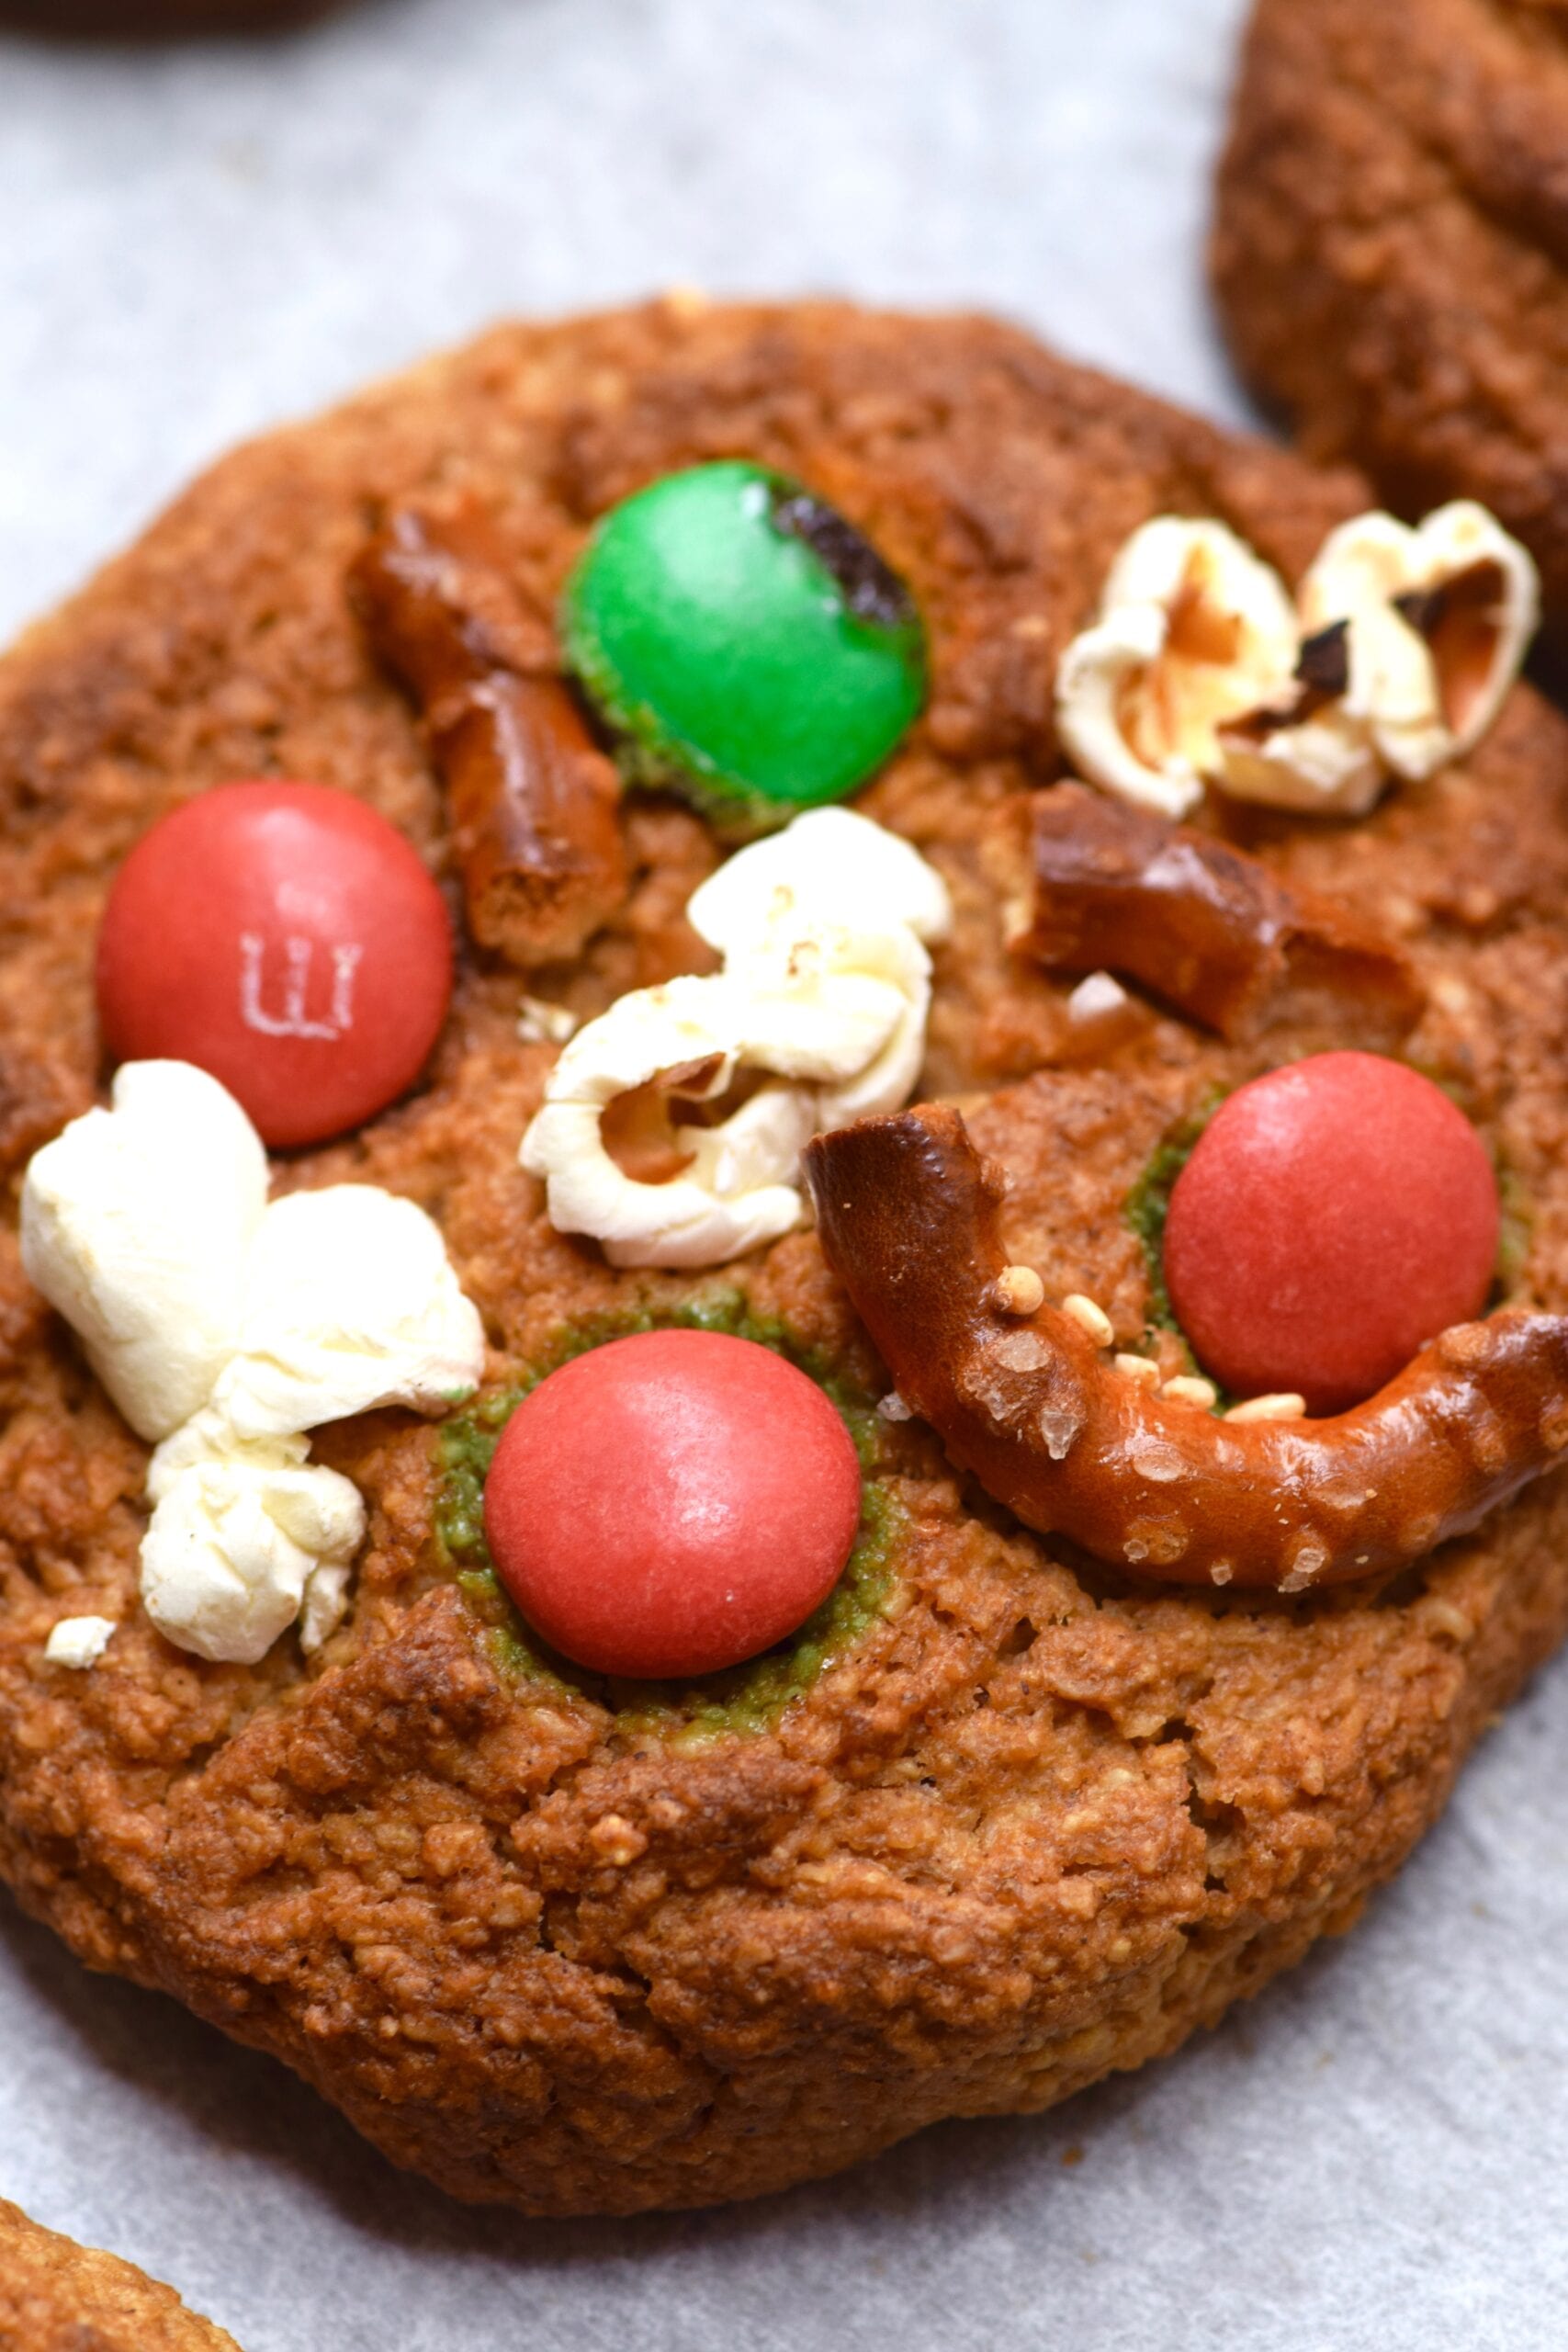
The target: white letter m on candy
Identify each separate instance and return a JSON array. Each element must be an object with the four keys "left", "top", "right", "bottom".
[{"left": 240, "top": 934, "right": 363, "bottom": 1040}]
